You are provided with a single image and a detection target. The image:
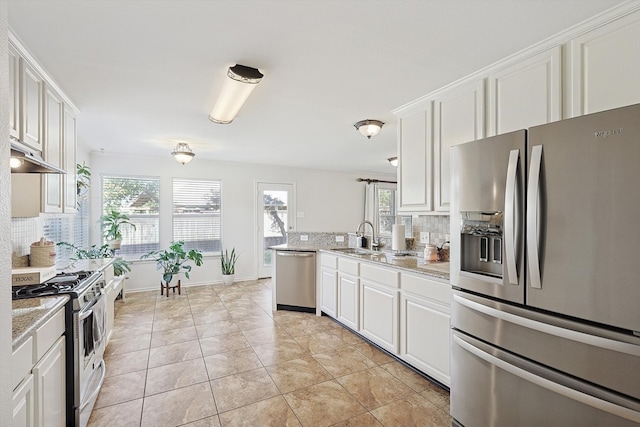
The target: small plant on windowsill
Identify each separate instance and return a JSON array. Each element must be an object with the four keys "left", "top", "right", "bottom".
[
  {"left": 99, "top": 210, "right": 136, "bottom": 250},
  {"left": 221, "top": 248, "right": 239, "bottom": 285}
]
